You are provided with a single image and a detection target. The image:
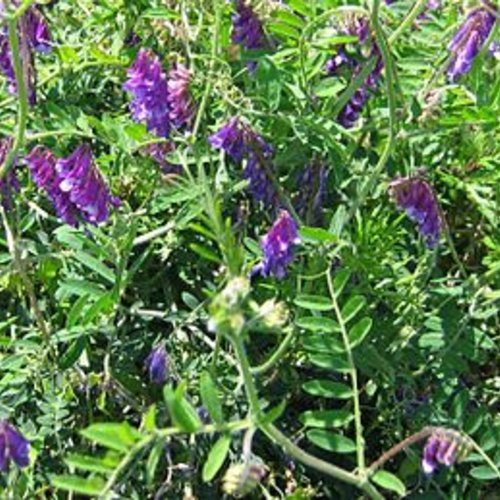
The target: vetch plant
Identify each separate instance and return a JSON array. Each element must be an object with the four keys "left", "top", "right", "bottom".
[{"left": 0, "top": 0, "right": 498, "bottom": 498}]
